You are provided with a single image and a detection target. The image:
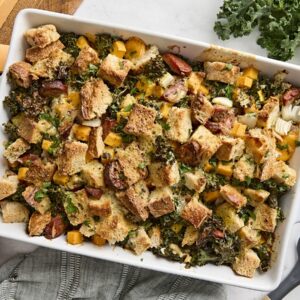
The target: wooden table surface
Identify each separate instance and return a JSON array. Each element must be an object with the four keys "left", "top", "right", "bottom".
[{"left": 0, "top": 0, "right": 82, "bottom": 44}]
